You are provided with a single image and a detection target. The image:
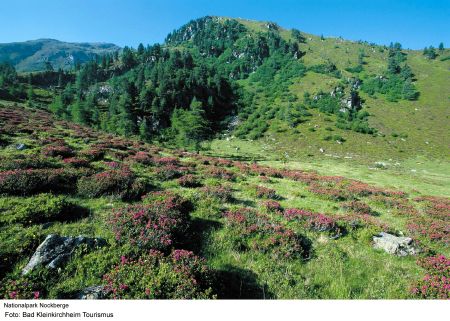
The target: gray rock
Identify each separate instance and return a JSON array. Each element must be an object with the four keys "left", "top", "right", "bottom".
[
  {"left": 16, "top": 143, "right": 26, "bottom": 150},
  {"left": 373, "top": 232, "right": 418, "bottom": 256},
  {"left": 77, "top": 286, "right": 108, "bottom": 300},
  {"left": 22, "top": 234, "right": 106, "bottom": 275}
]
